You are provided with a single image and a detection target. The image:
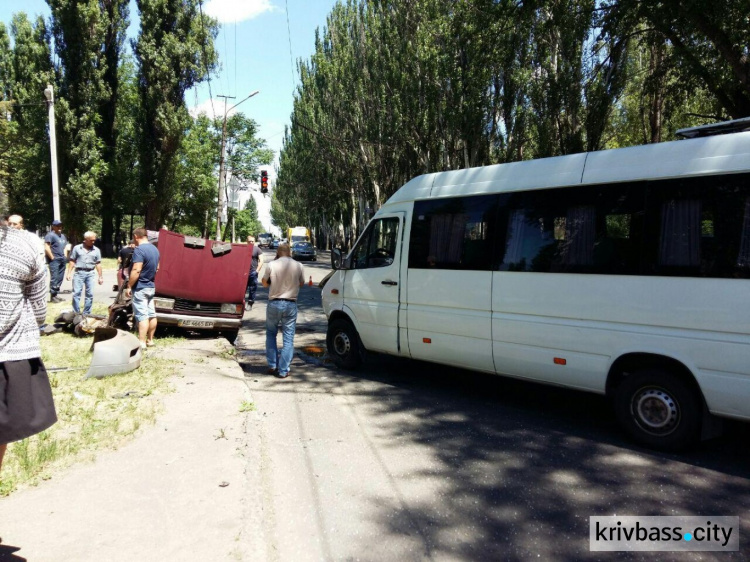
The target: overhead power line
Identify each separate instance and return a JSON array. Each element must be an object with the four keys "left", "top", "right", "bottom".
[
  {"left": 197, "top": 0, "right": 217, "bottom": 119},
  {"left": 223, "top": 20, "right": 230, "bottom": 95},
  {"left": 285, "top": 0, "right": 296, "bottom": 93}
]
